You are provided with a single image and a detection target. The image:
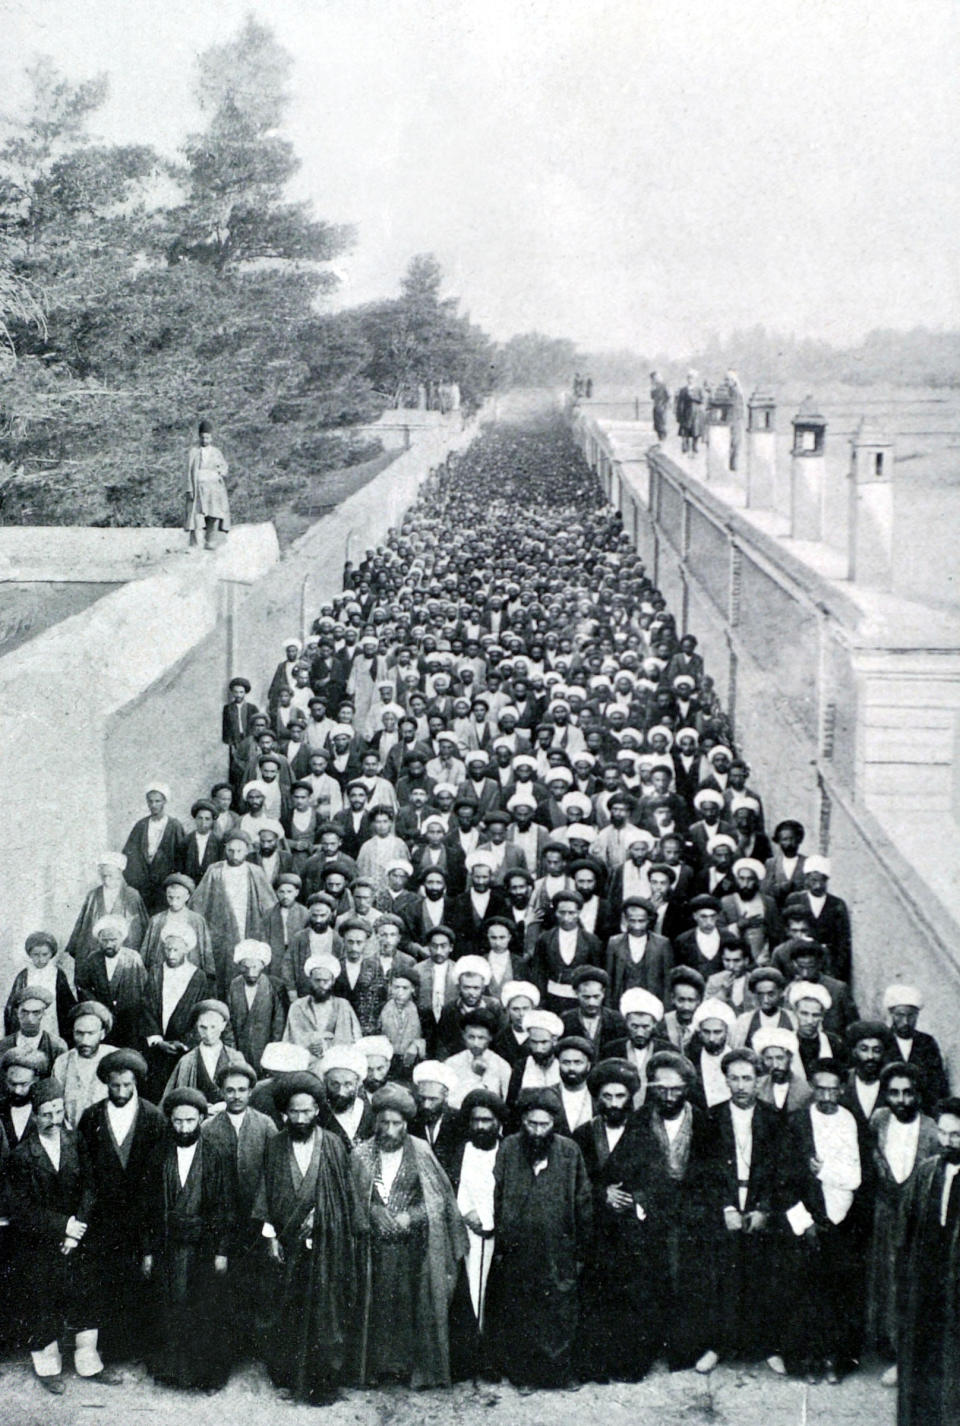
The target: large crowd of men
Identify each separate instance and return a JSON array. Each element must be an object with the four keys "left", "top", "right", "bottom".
[{"left": 0, "top": 417, "right": 956, "bottom": 1423}]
